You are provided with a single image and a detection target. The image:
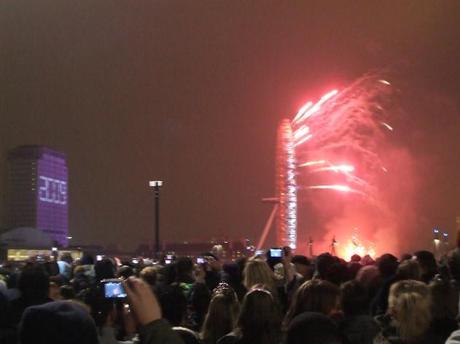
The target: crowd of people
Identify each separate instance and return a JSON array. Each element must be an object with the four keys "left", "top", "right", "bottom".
[{"left": 1, "top": 245, "right": 460, "bottom": 344}]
